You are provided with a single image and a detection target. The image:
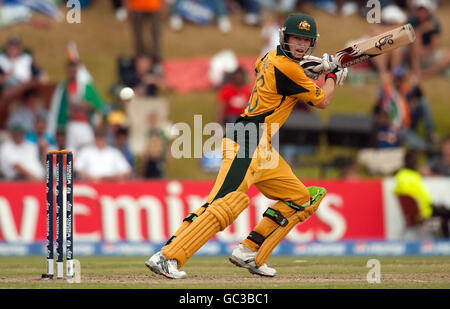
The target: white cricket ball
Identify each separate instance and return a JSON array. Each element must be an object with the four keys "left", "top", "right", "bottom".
[{"left": 119, "top": 87, "right": 135, "bottom": 102}]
